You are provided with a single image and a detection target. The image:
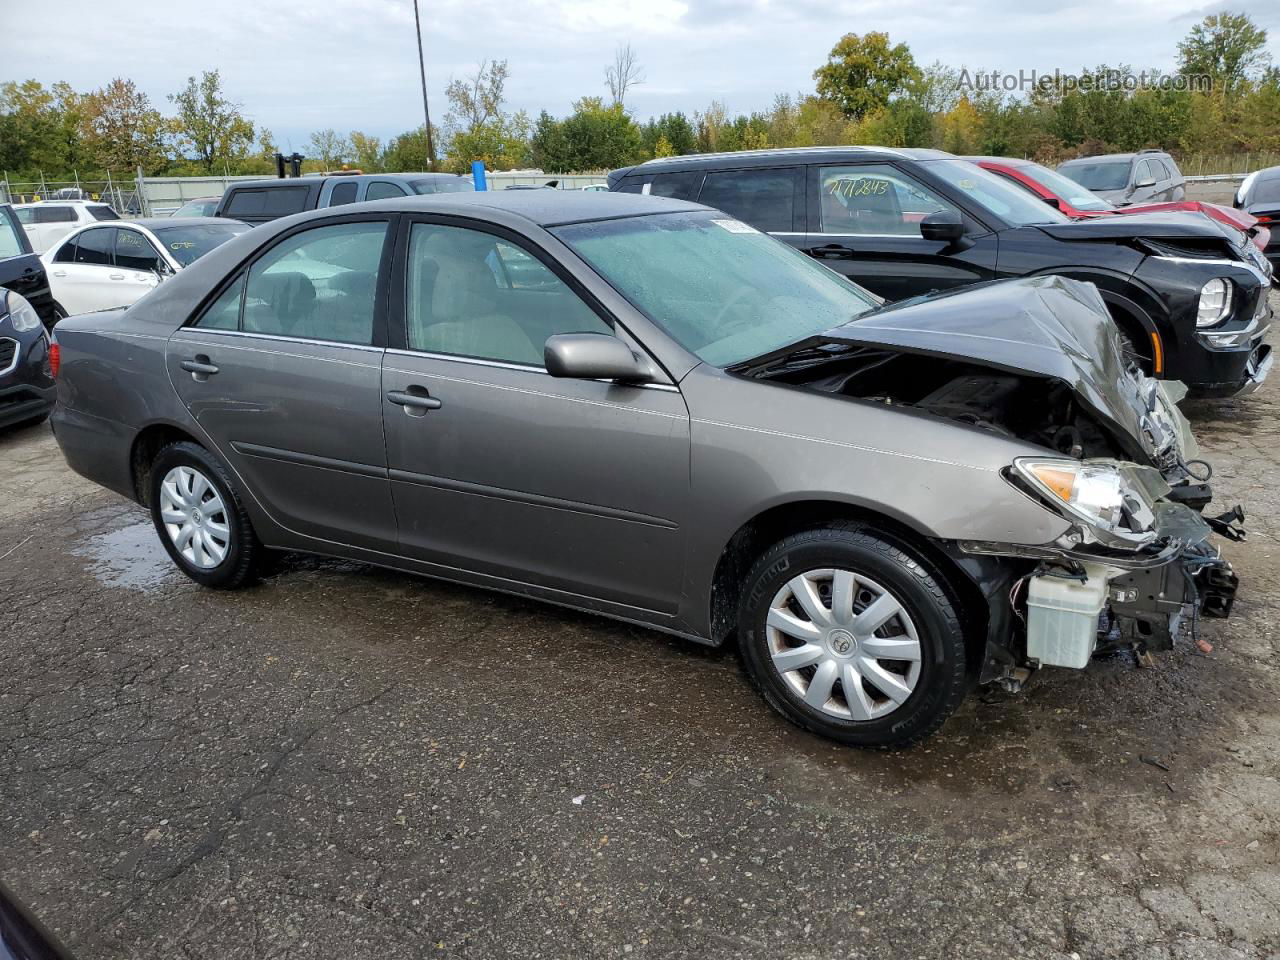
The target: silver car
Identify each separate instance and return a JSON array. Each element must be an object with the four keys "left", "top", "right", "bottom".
[{"left": 49, "top": 192, "right": 1242, "bottom": 748}]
